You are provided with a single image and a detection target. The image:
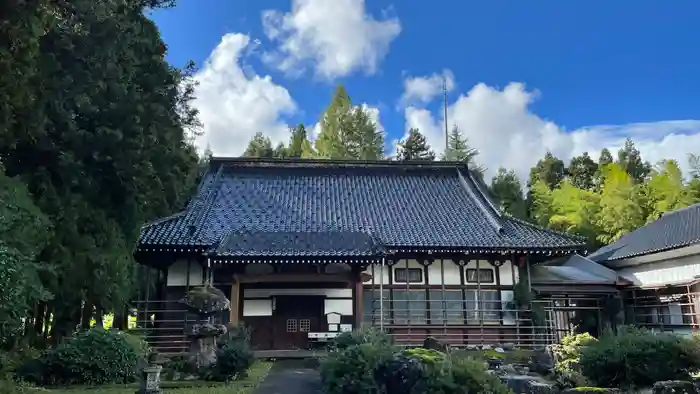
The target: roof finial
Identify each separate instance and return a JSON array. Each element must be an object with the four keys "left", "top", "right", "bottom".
[{"left": 443, "top": 74, "right": 449, "bottom": 155}]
